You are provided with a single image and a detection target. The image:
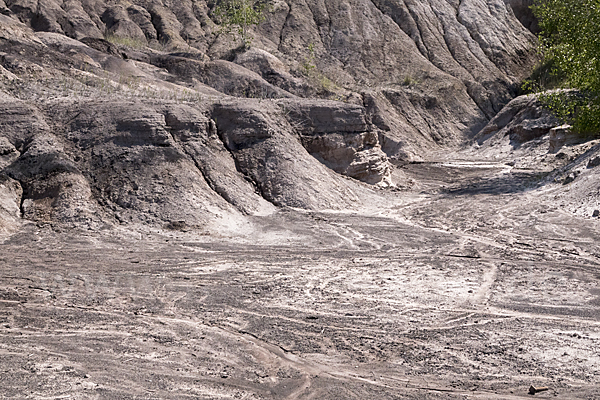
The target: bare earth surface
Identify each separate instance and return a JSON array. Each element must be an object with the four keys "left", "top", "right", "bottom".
[
  {"left": 1, "top": 1, "right": 599, "bottom": 398},
  {"left": 1, "top": 159, "right": 599, "bottom": 399}
]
